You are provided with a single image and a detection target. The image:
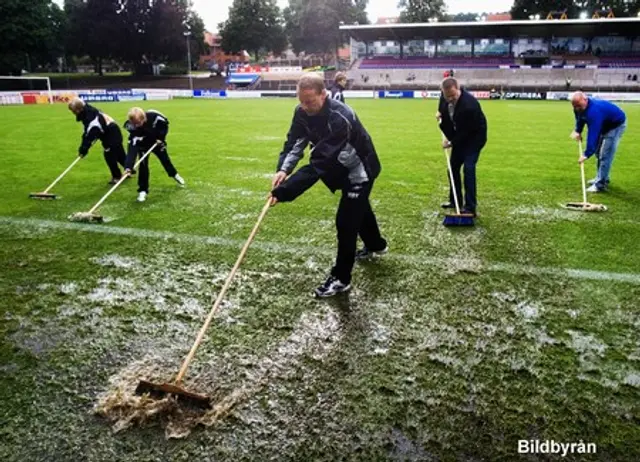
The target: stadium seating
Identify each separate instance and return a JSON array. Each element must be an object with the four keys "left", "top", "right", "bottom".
[
  {"left": 249, "top": 53, "right": 640, "bottom": 93},
  {"left": 598, "top": 56, "right": 640, "bottom": 68},
  {"left": 359, "top": 56, "right": 515, "bottom": 69},
  {"left": 346, "top": 66, "right": 640, "bottom": 91}
]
